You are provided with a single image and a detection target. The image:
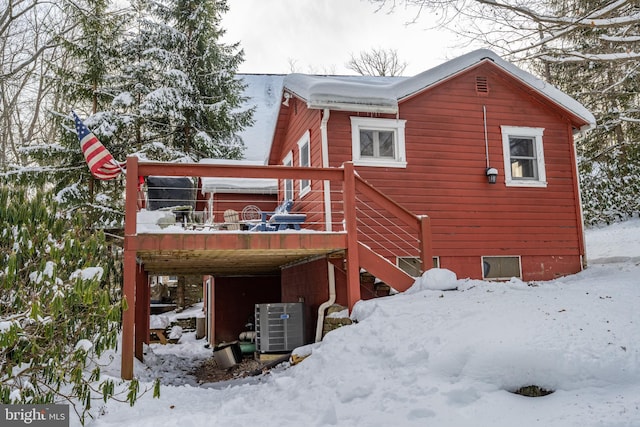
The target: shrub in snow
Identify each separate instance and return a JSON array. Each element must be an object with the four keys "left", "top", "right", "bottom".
[
  {"left": 0, "top": 186, "right": 158, "bottom": 424},
  {"left": 579, "top": 148, "right": 640, "bottom": 225}
]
